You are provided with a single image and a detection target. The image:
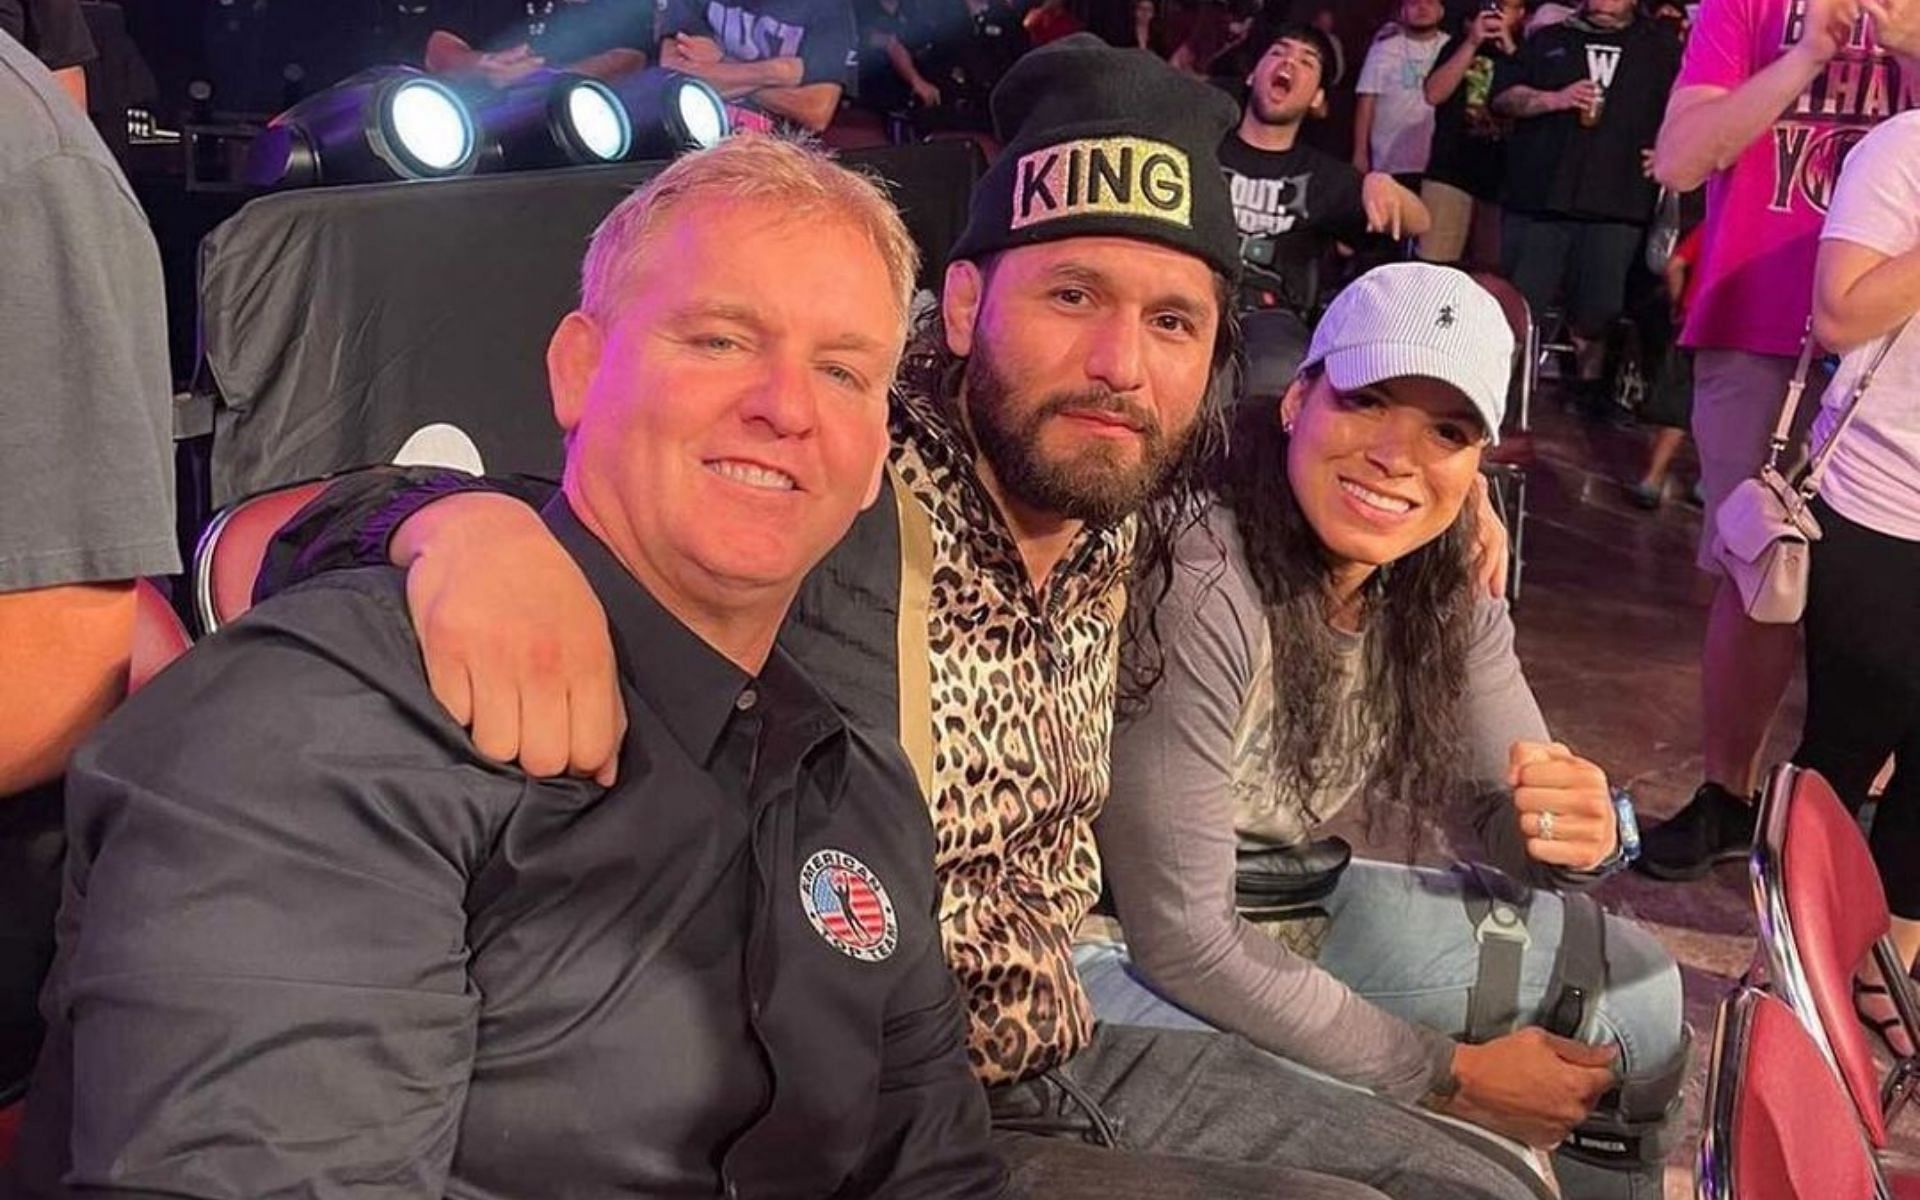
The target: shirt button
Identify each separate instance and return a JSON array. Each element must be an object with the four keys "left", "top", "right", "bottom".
[{"left": 736, "top": 688, "right": 758, "bottom": 712}]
